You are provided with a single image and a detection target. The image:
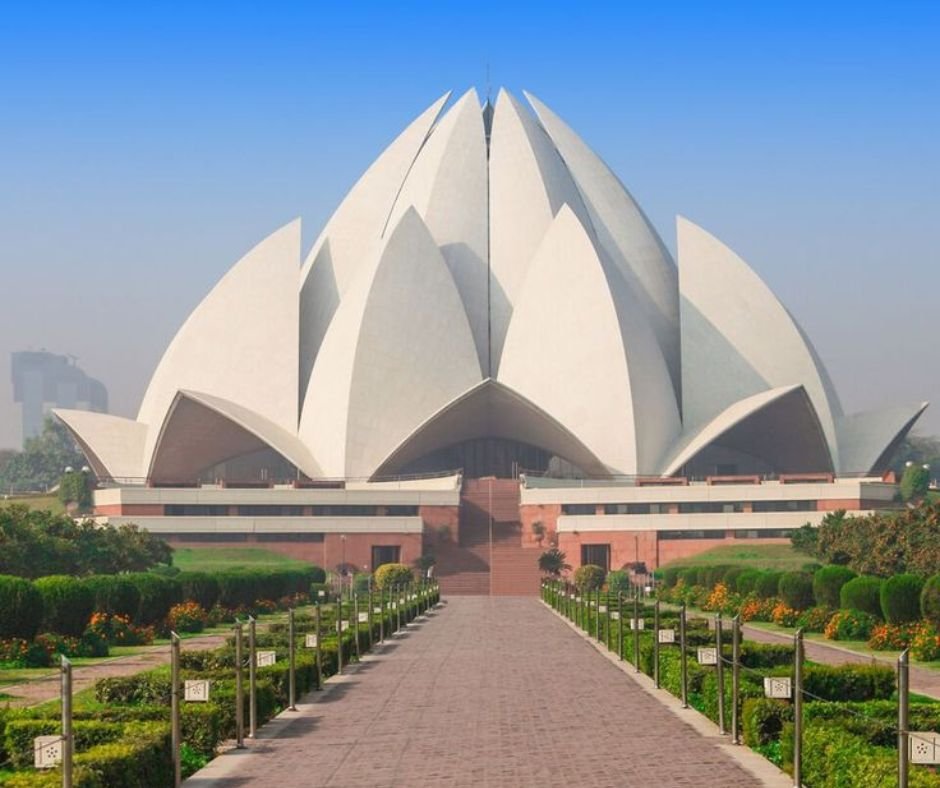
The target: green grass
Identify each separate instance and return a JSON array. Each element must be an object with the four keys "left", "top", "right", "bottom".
[
  {"left": 171, "top": 546, "right": 313, "bottom": 572},
  {"left": 660, "top": 543, "right": 811, "bottom": 572},
  {"left": 0, "top": 492, "right": 65, "bottom": 514}
]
